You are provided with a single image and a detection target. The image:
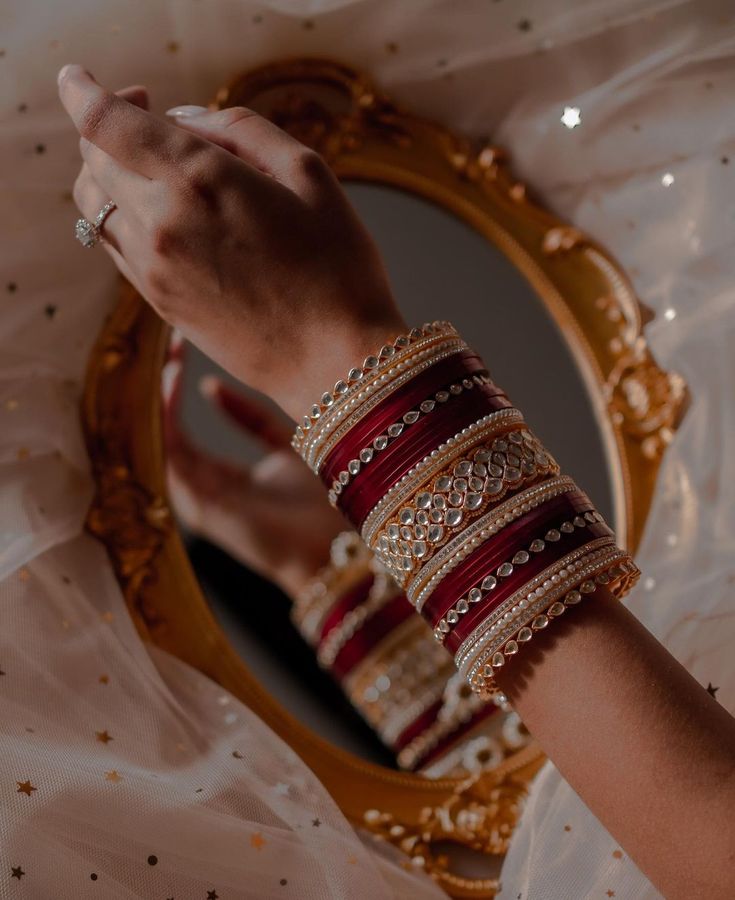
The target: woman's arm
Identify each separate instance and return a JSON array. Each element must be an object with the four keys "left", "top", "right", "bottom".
[
  {"left": 59, "top": 65, "right": 735, "bottom": 899},
  {"left": 496, "top": 592, "right": 735, "bottom": 900}
]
